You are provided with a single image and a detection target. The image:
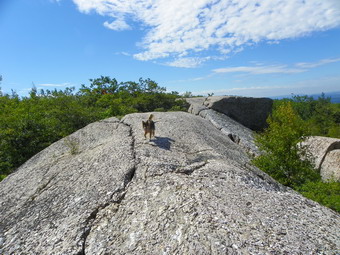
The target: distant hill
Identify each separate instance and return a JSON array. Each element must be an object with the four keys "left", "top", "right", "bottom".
[{"left": 272, "top": 91, "right": 340, "bottom": 103}]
